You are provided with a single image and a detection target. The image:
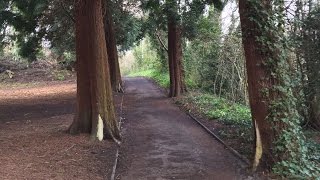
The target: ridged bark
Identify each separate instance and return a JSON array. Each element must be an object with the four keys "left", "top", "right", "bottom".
[
  {"left": 104, "top": 0, "right": 123, "bottom": 92},
  {"left": 167, "top": 17, "right": 186, "bottom": 97},
  {"left": 69, "top": 0, "right": 120, "bottom": 142},
  {"left": 239, "top": 0, "right": 275, "bottom": 169}
]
